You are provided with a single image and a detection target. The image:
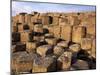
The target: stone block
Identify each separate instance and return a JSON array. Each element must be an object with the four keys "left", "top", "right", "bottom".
[
  {"left": 81, "top": 38, "right": 92, "bottom": 50},
  {"left": 72, "top": 26, "right": 86, "bottom": 43},
  {"left": 57, "top": 51, "right": 72, "bottom": 70},
  {"left": 37, "top": 45, "right": 53, "bottom": 57},
  {"left": 61, "top": 25, "right": 72, "bottom": 41}
]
